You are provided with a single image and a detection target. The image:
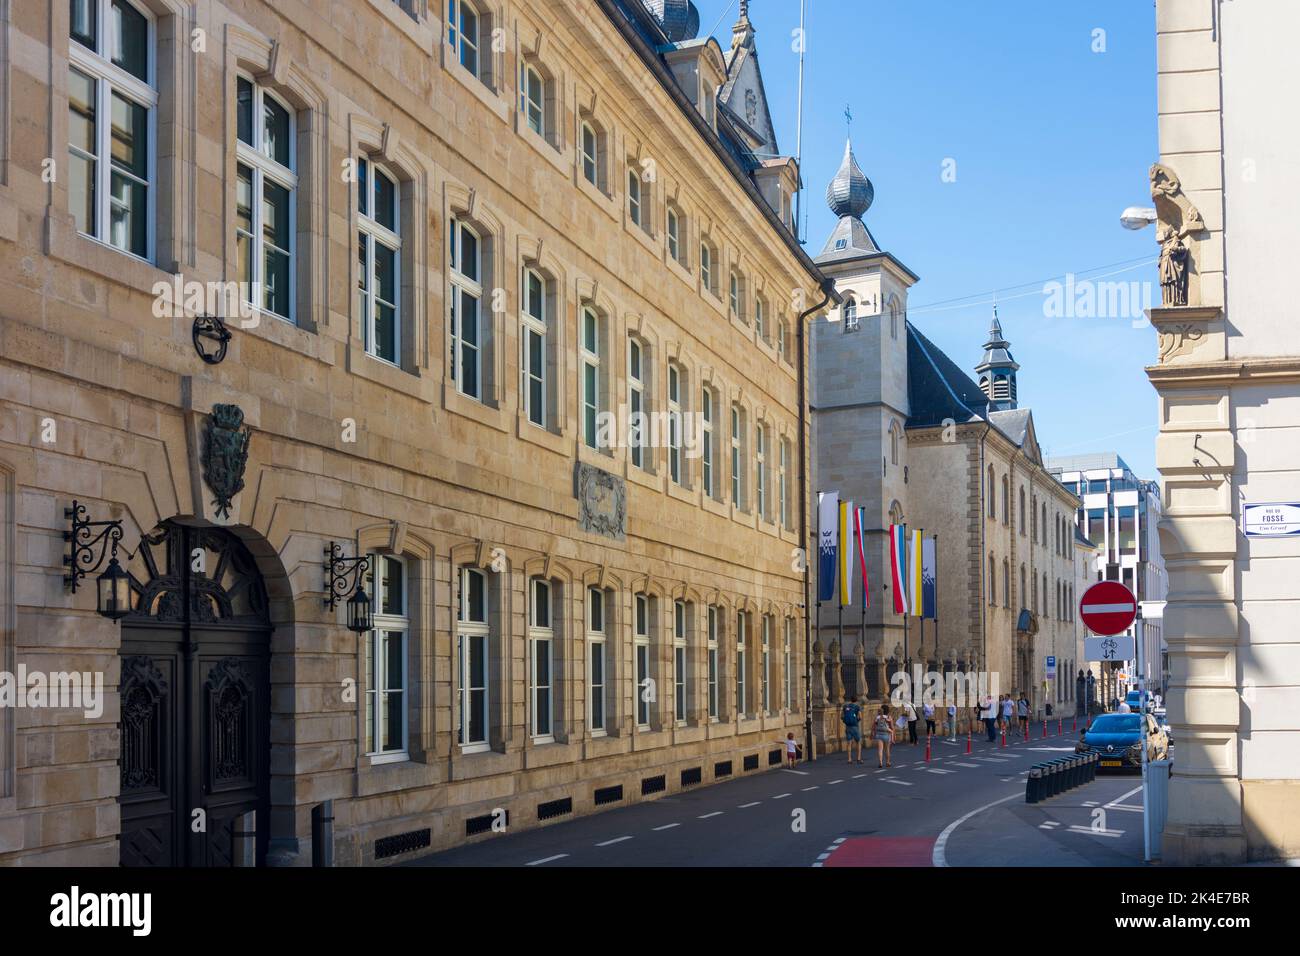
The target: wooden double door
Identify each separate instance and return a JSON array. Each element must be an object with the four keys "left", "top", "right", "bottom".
[{"left": 117, "top": 523, "right": 272, "bottom": 867}]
